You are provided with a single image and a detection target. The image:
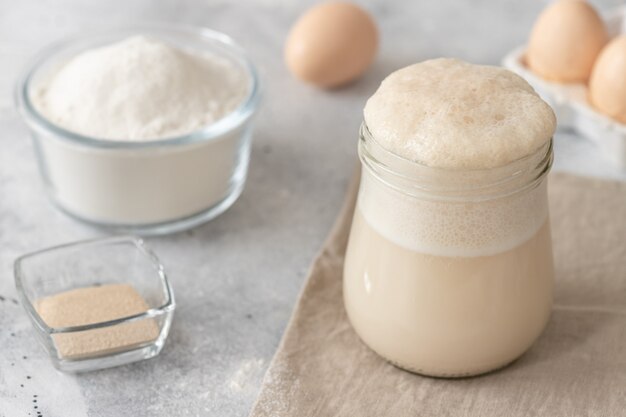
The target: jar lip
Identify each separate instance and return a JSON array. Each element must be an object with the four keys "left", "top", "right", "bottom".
[
  {"left": 14, "top": 24, "right": 261, "bottom": 150},
  {"left": 359, "top": 122, "right": 553, "bottom": 200}
]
